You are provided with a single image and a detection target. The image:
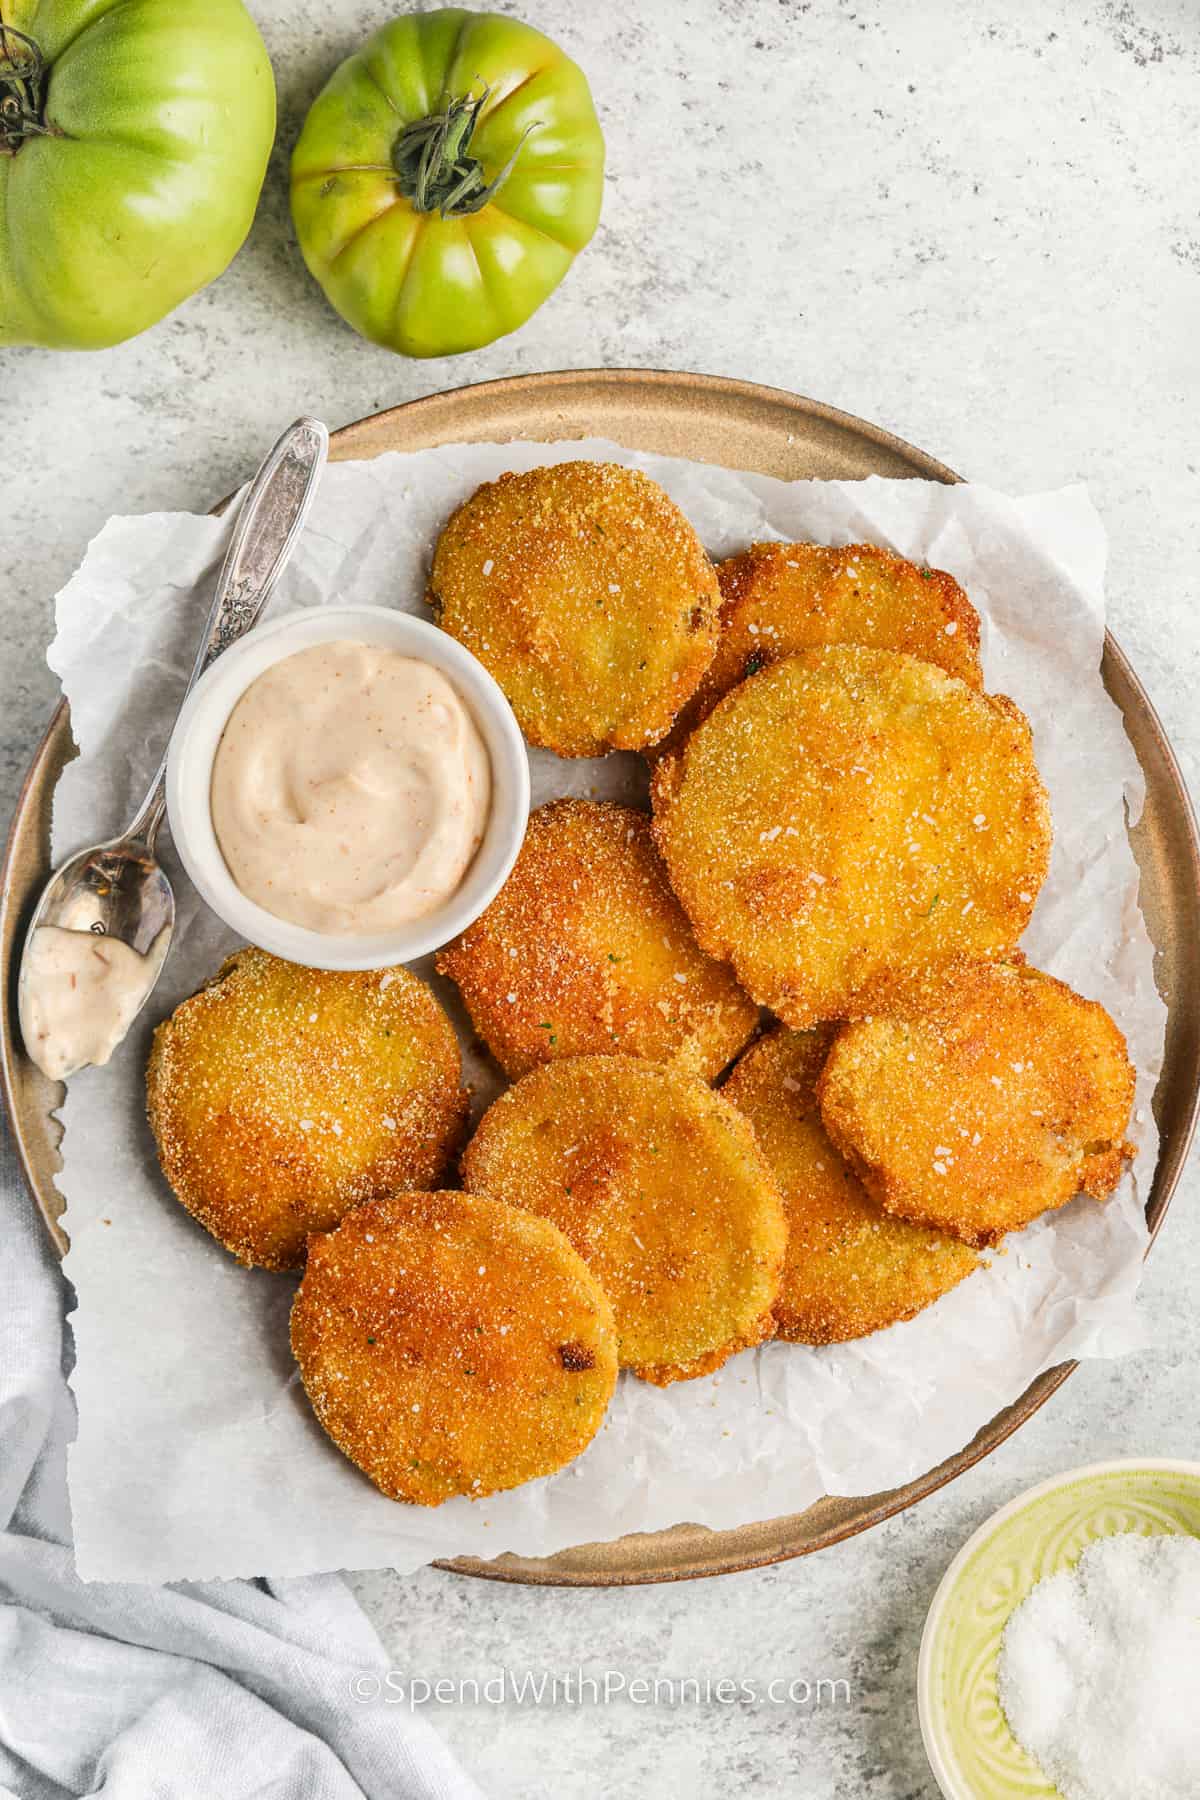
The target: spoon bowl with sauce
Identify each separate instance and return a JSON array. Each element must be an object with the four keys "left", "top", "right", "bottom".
[
  {"left": 18, "top": 417, "right": 329, "bottom": 1083},
  {"left": 18, "top": 821, "right": 175, "bottom": 1084}
]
